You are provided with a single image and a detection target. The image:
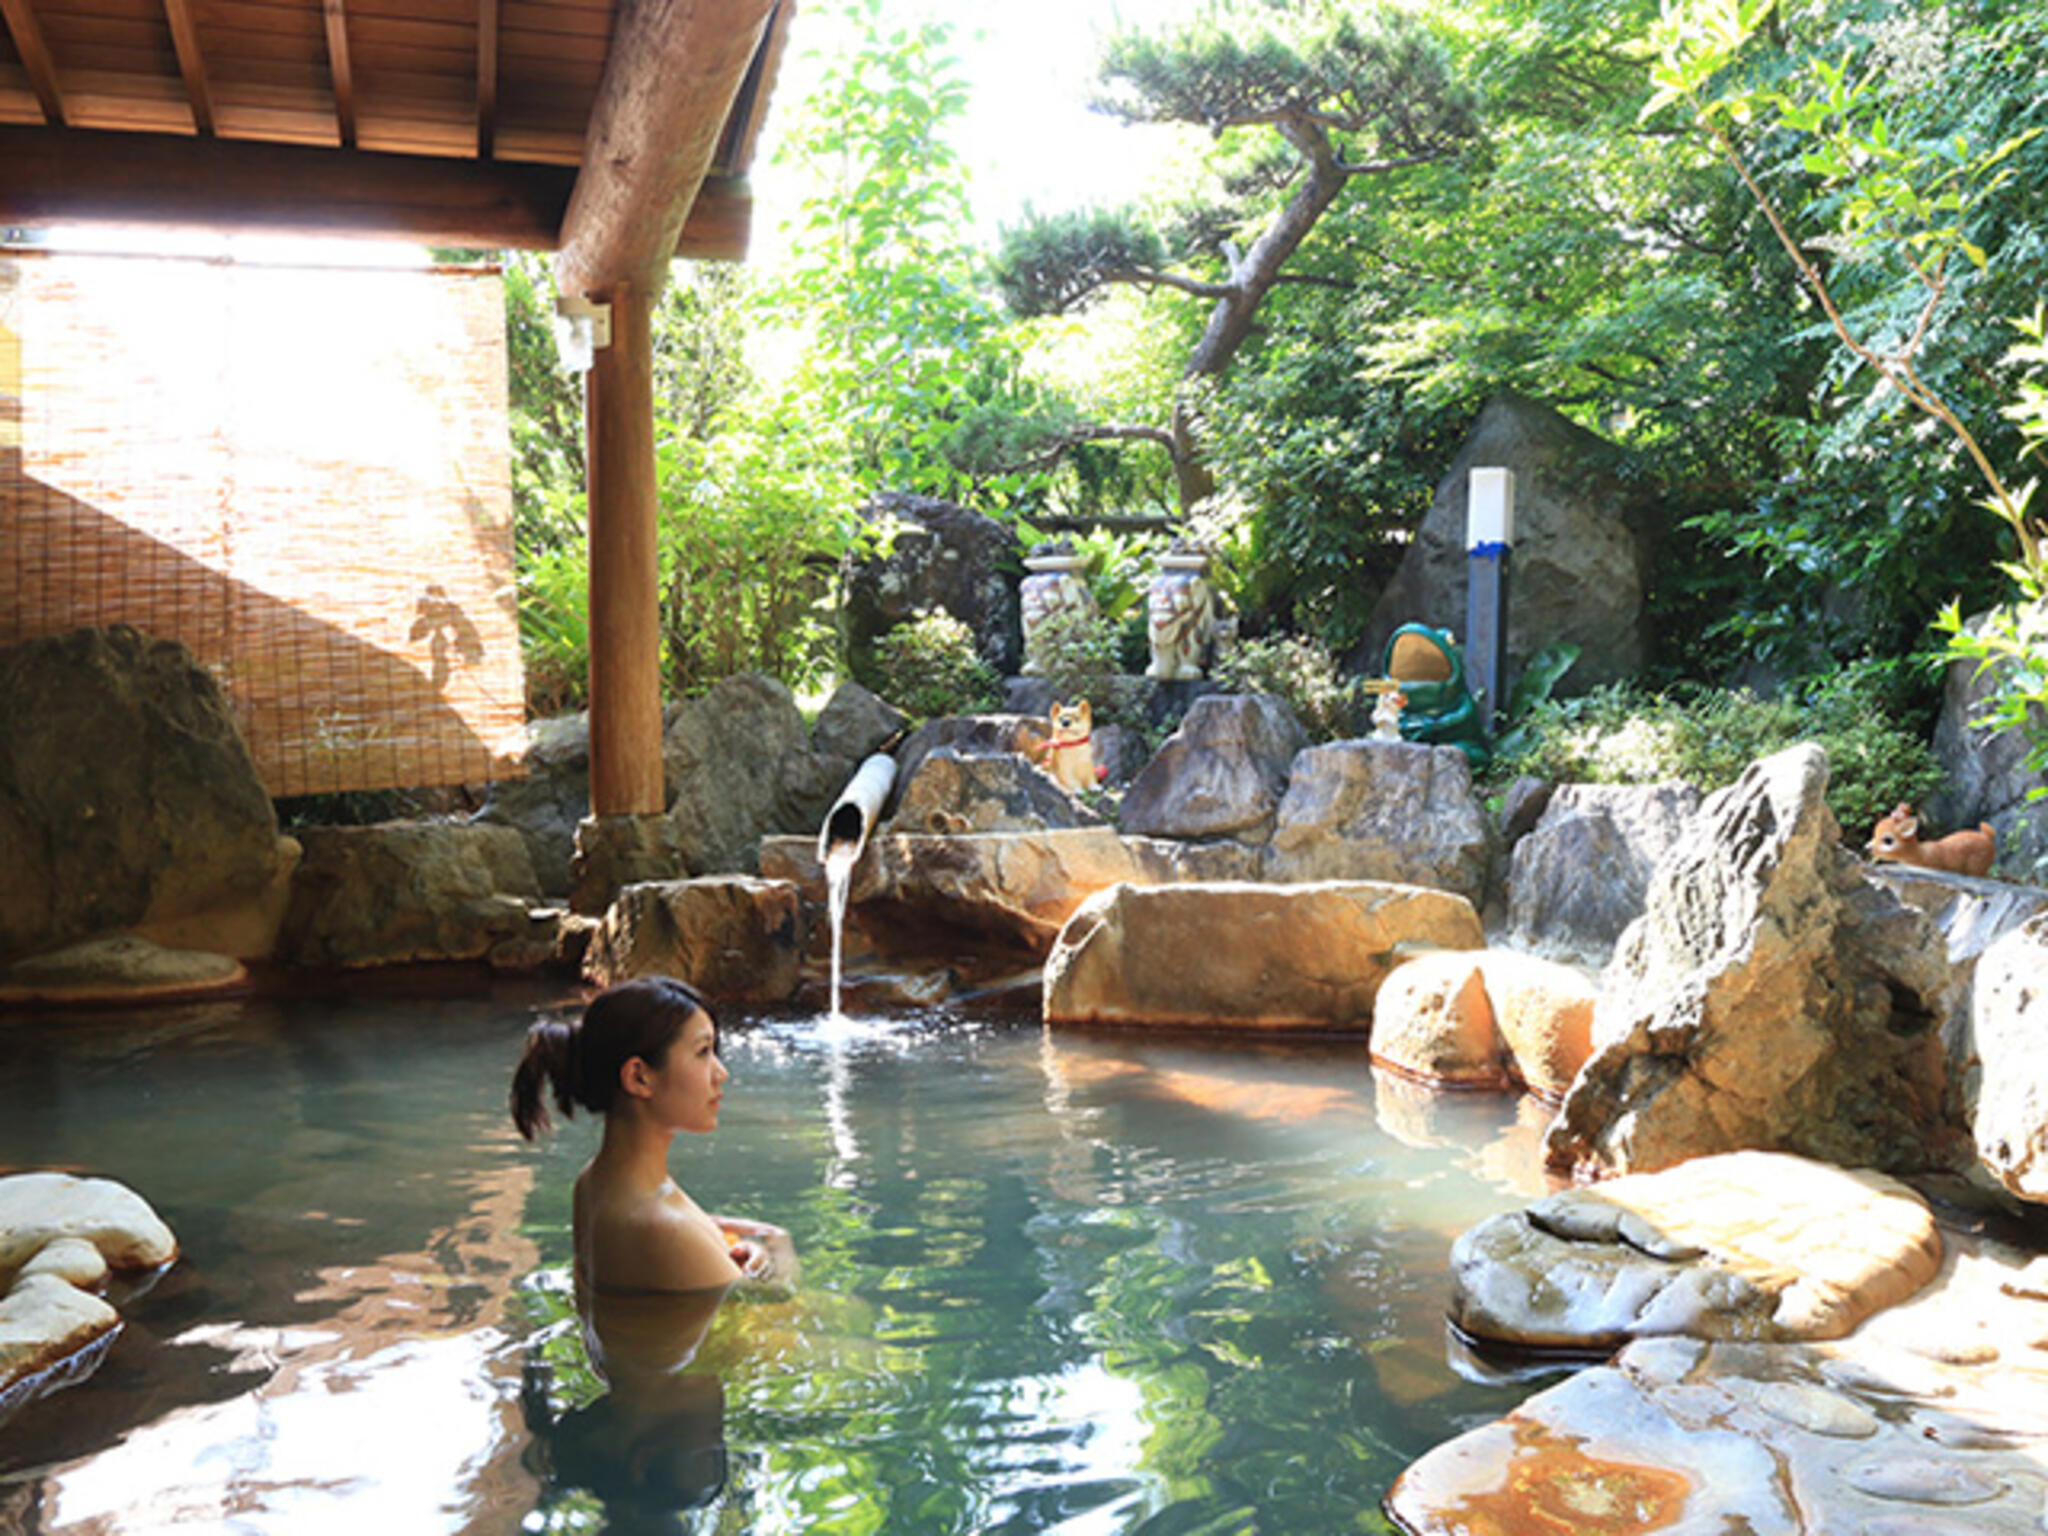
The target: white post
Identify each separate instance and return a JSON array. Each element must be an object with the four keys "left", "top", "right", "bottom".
[{"left": 1466, "top": 468, "right": 1515, "bottom": 736}]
